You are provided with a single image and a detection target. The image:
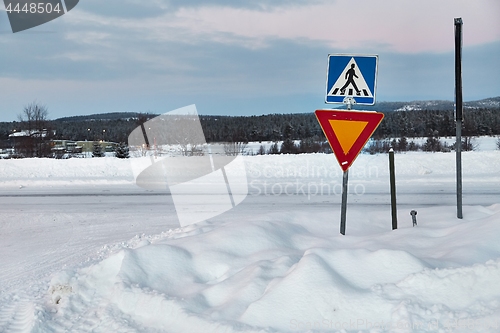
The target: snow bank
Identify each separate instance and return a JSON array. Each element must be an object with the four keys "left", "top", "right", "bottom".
[
  {"left": 0, "top": 136, "right": 498, "bottom": 191},
  {"left": 40, "top": 204, "right": 500, "bottom": 332},
  {"left": 0, "top": 142, "right": 499, "bottom": 332},
  {"left": 0, "top": 157, "right": 134, "bottom": 188}
]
